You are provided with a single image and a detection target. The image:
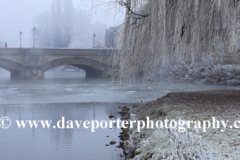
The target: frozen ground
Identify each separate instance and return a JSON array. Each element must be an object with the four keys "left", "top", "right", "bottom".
[{"left": 124, "top": 90, "right": 240, "bottom": 159}]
